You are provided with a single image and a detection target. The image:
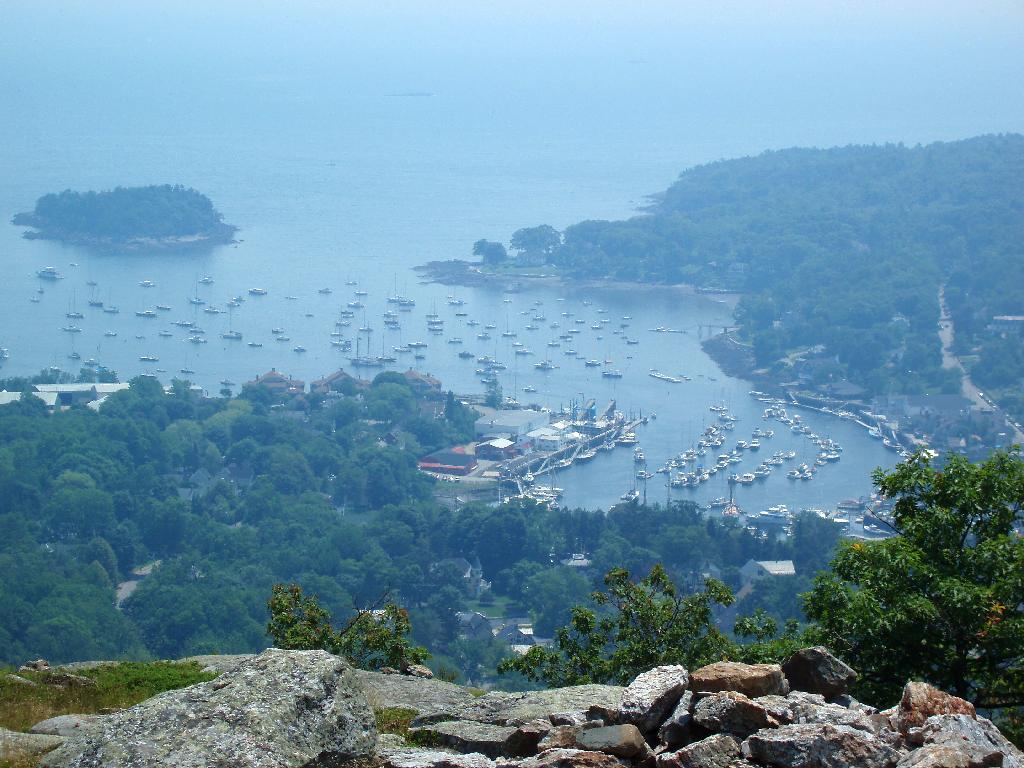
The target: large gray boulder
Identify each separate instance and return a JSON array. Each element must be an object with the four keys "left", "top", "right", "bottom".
[
  {"left": 917, "top": 714, "right": 1023, "bottom": 768},
  {"left": 657, "top": 734, "right": 741, "bottom": 768},
  {"left": 692, "top": 692, "right": 779, "bottom": 739},
  {"left": 741, "top": 722, "right": 900, "bottom": 768},
  {"left": 896, "top": 745, "right": 974, "bottom": 767},
  {"left": 754, "top": 692, "right": 878, "bottom": 734},
  {"left": 411, "top": 685, "right": 623, "bottom": 727},
  {"left": 30, "top": 714, "right": 103, "bottom": 738},
  {"left": 658, "top": 691, "right": 695, "bottom": 749},
  {"left": 618, "top": 665, "right": 690, "bottom": 733},
  {"left": 575, "top": 724, "right": 649, "bottom": 759},
  {"left": 517, "top": 748, "right": 624, "bottom": 768},
  {"left": 180, "top": 653, "right": 255, "bottom": 675},
  {"left": 355, "top": 669, "right": 478, "bottom": 714},
  {"left": 408, "top": 721, "right": 516, "bottom": 758},
  {"left": 781, "top": 648, "right": 857, "bottom": 700},
  {"left": 0, "top": 727, "right": 65, "bottom": 763},
  {"left": 40, "top": 648, "right": 377, "bottom": 768},
  {"left": 382, "top": 749, "right": 496, "bottom": 768}
]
